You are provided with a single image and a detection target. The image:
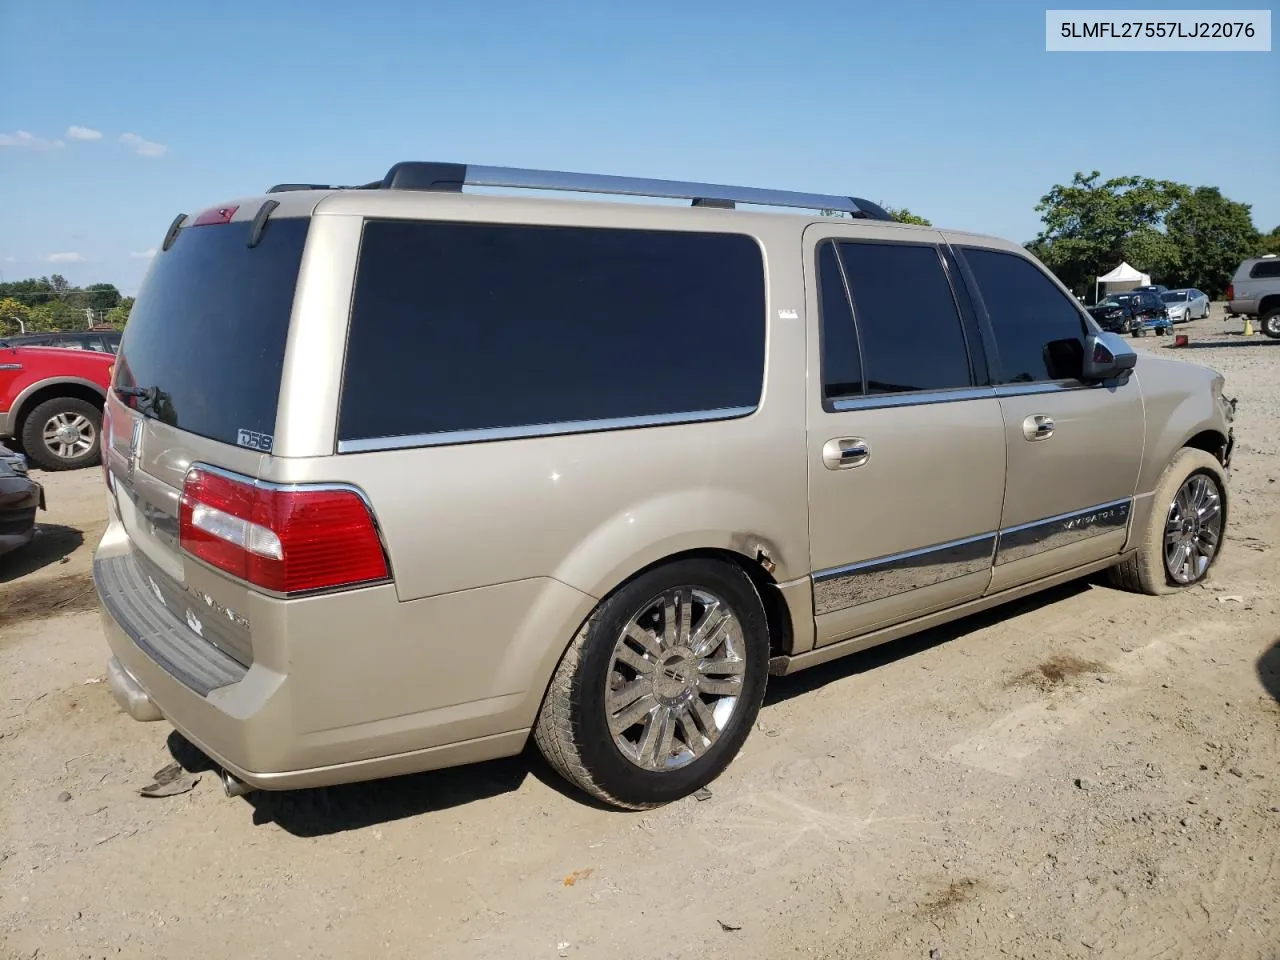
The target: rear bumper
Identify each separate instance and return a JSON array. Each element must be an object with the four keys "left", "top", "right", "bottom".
[
  {"left": 92, "top": 522, "right": 595, "bottom": 792},
  {"left": 1227, "top": 299, "right": 1257, "bottom": 316}
]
